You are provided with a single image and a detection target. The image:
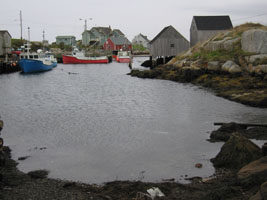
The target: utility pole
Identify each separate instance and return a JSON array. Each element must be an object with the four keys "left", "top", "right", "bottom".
[
  {"left": 28, "top": 27, "right": 30, "bottom": 41},
  {"left": 20, "top": 10, "right": 23, "bottom": 40},
  {"left": 42, "top": 30, "right": 45, "bottom": 41},
  {"left": 84, "top": 19, "right": 87, "bottom": 31}
]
